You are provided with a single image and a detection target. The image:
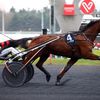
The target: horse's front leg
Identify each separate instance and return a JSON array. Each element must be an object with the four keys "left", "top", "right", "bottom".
[{"left": 56, "top": 58, "right": 78, "bottom": 86}]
